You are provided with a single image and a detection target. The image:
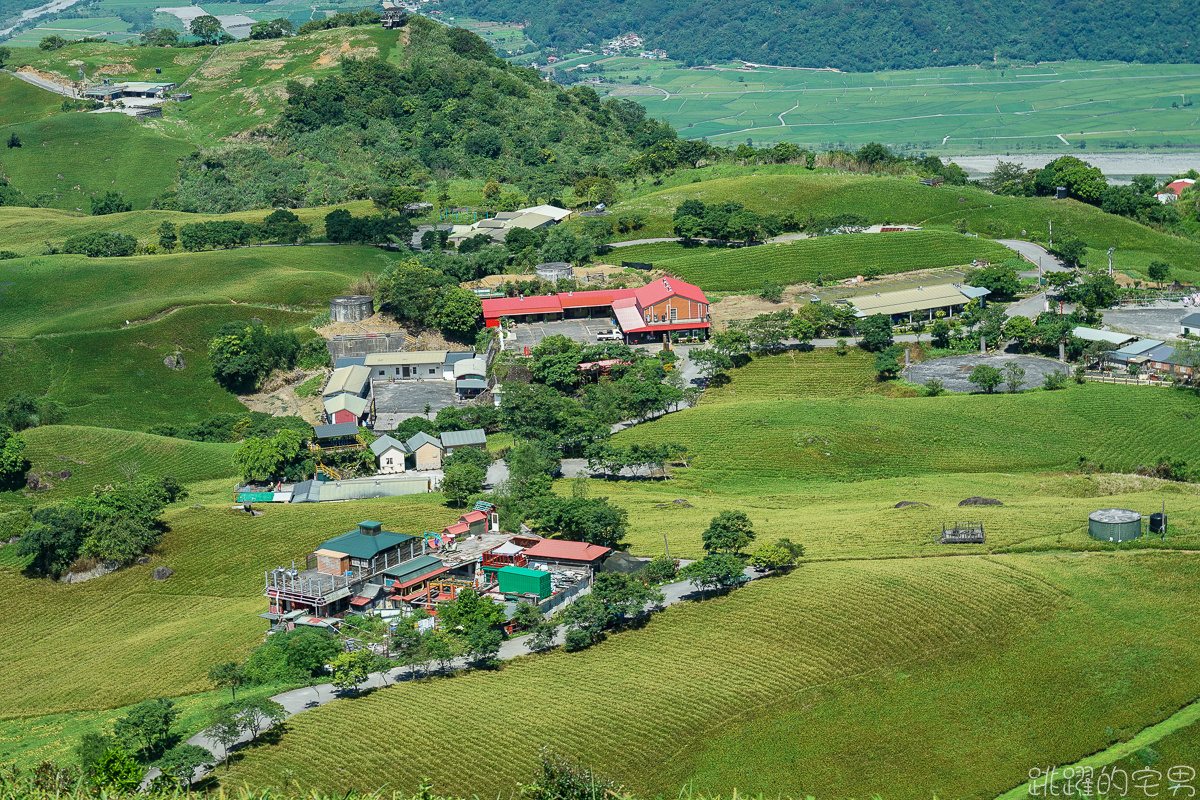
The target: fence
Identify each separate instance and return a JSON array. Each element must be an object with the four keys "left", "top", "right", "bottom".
[
  {"left": 1085, "top": 371, "right": 1173, "bottom": 387},
  {"left": 325, "top": 332, "right": 410, "bottom": 361},
  {"left": 538, "top": 573, "right": 591, "bottom": 614}
]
